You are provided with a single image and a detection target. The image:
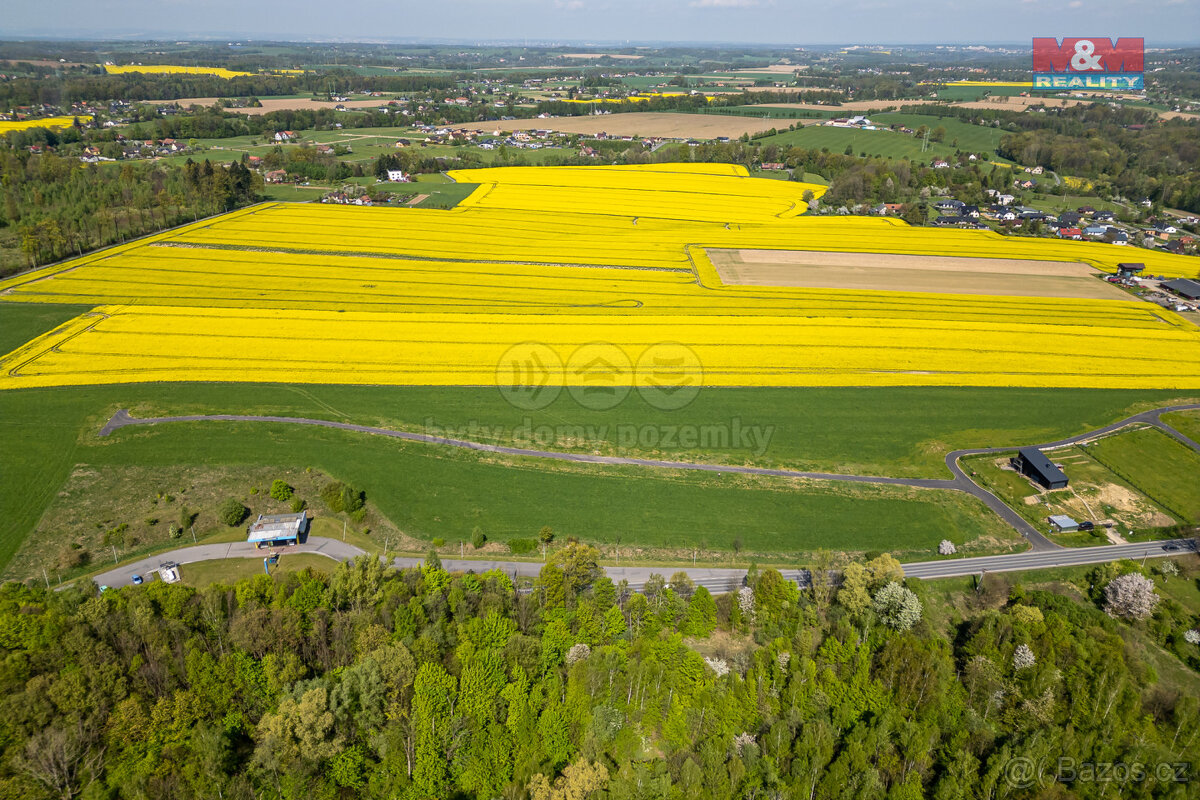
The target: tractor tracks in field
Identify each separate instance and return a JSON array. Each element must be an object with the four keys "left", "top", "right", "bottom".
[{"left": 98, "top": 403, "right": 1200, "bottom": 552}]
